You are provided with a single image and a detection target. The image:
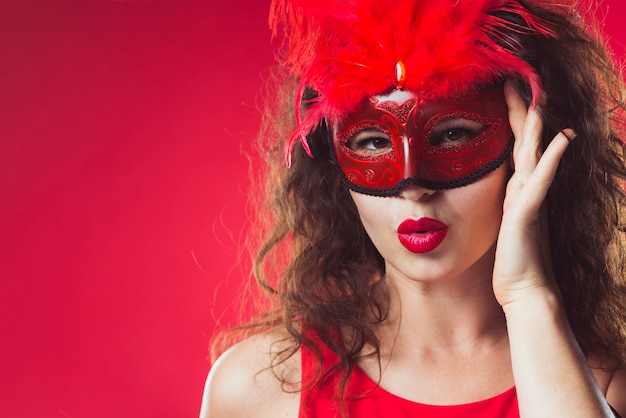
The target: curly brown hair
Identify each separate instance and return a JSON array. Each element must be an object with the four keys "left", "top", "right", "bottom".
[{"left": 211, "top": 0, "right": 626, "bottom": 402}]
